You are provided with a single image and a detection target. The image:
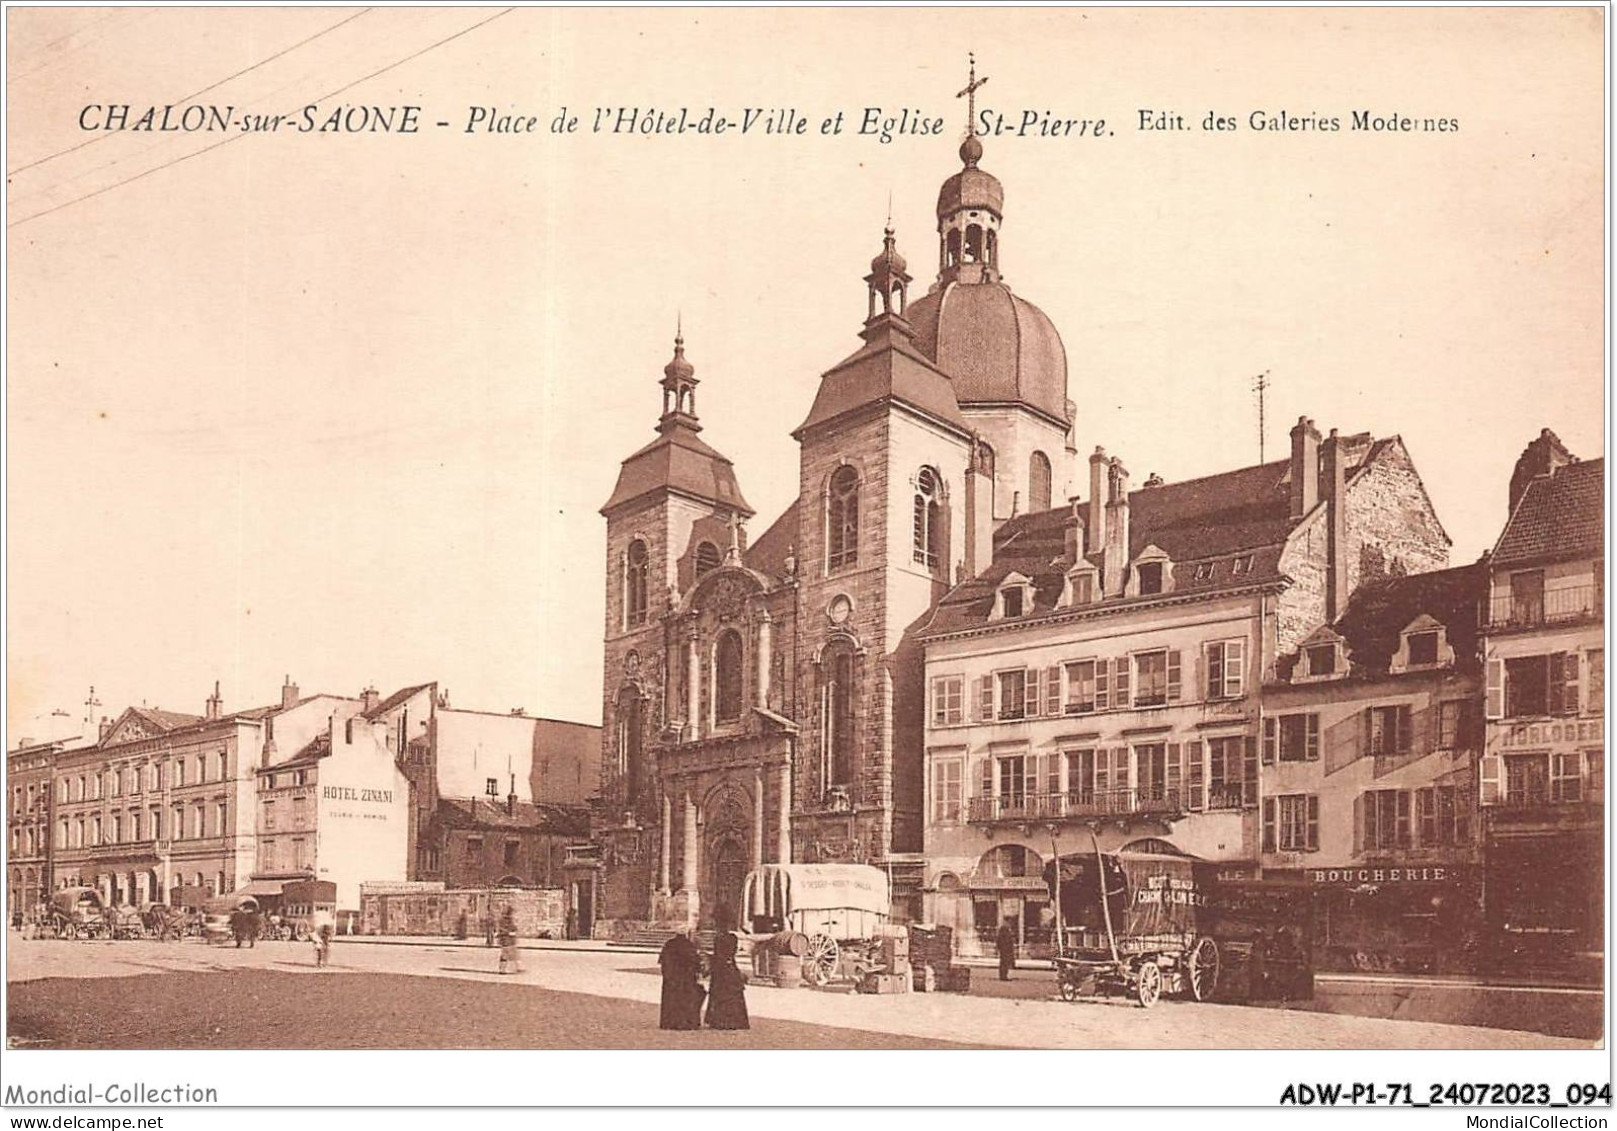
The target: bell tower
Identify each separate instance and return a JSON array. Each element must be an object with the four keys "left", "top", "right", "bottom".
[
  {"left": 790, "top": 225, "right": 974, "bottom": 863},
  {"left": 599, "top": 328, "right": 753, "bottom": 920}
]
